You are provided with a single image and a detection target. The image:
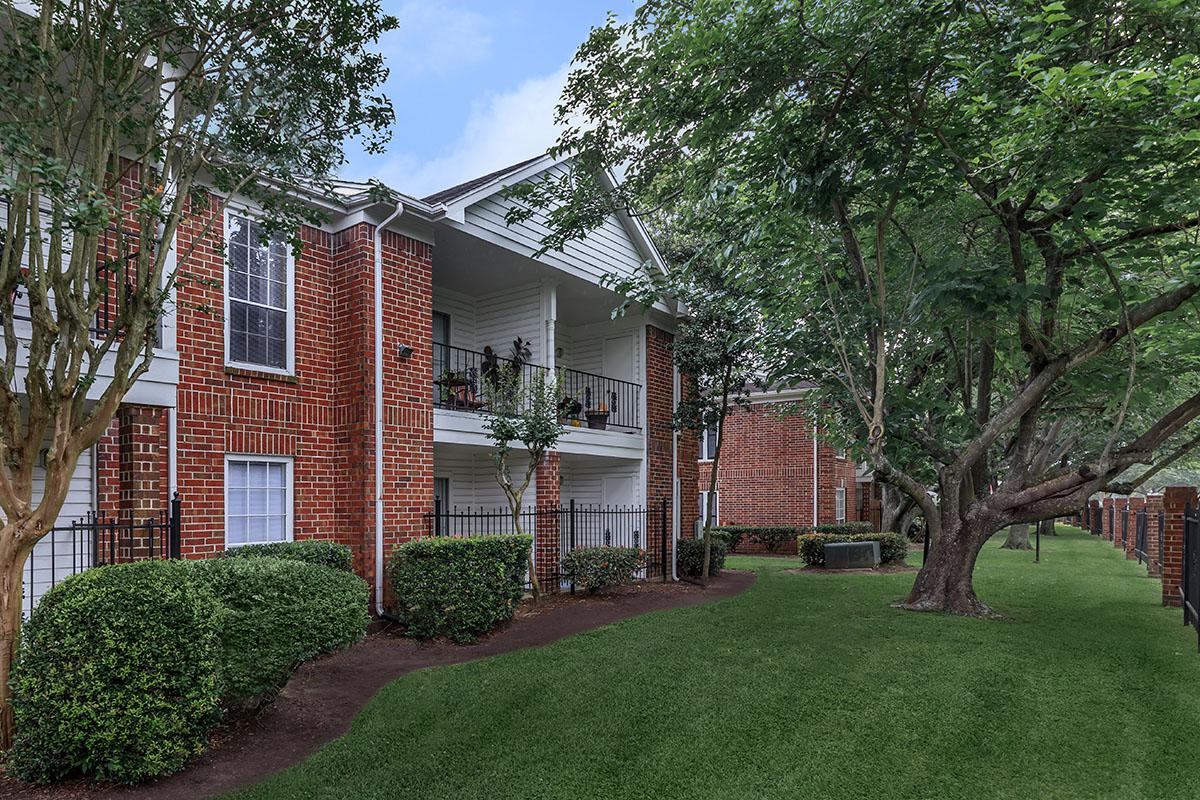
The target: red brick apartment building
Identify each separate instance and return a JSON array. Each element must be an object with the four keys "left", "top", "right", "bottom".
[
  {"left": 697, "top": 386, "right": 860, "bottom": 552},
  {"left": 20, "top": 156, "right": 699, "bottom": 613}
]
